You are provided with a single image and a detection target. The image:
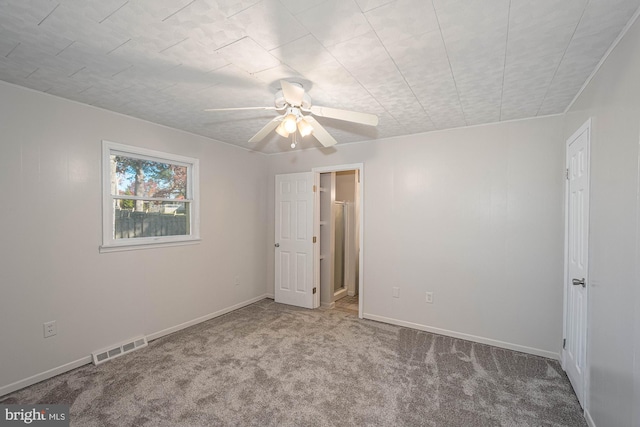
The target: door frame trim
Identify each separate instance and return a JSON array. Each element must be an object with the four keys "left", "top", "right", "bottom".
[
  {"left": 562, "top": 118, "right": 591, "bottom": 410},
  {"left": 313, "top": 163, "right": 364, "bottom": 319}
]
